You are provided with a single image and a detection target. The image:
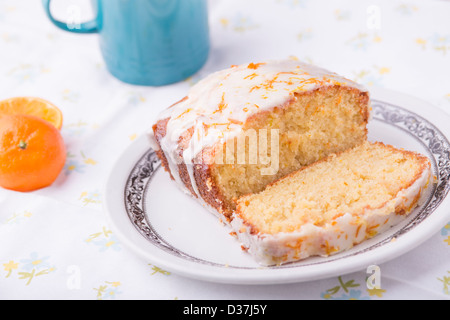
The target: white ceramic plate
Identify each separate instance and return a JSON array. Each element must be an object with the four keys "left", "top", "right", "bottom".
[{"left": 103, "top": 87, "right": 450, "bottom": 285}]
